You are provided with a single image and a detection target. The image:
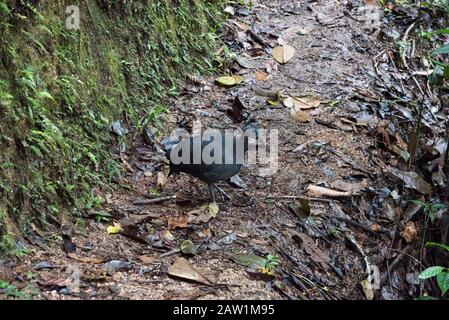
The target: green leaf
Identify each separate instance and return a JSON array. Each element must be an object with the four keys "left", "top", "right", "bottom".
[
  {"left": 411, "top": 200, "right": 427, "bottom": 208},
  {"left": 436, "top": 271, "right": 449, "bottom": 295},
  {"left": 432, "top": 43, "right": 449, "bottom": 56},
  {"left": 0, "top": 3, "right": 11, "bottom": 16},
  {"left": 419, "top": 266, "right": 445, "bottom": 279},
  {"left": 425, "top": 242, "right": 449, "bottom": 252},
  {"left": 37, "top": 91, "right": 55, "bottom": 101},
  {"left": 180, "top": 240, "right": 197, "bottom": 256},
  {"left": 29, "top": 145, "right": 43, "bottom": 158},
  {"left": 231, "top": 253, "right": 267, "bottom": 269},
  {"left": 215, "top": 75, "right": 244, "bottom": 87},
  {"left": 416, "top": 295, "right": 438, "bottom": 300},
  {"left": 431, "top": 203, "right": 447, "bottom": 211}
]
